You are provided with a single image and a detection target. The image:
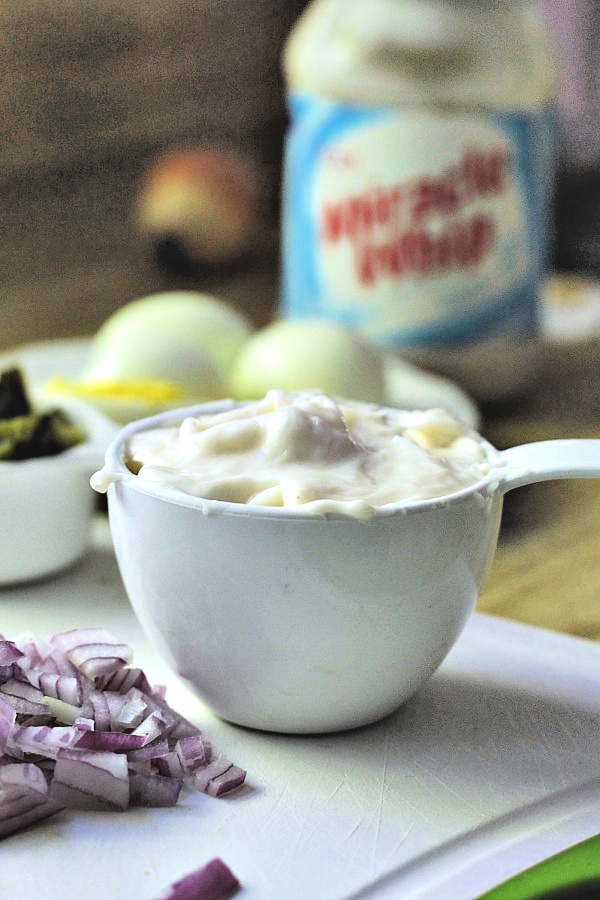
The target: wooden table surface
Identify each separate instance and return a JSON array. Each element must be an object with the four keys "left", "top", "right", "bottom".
[{"left": 477, "top": 341, "right": 600, "bottom": 642}]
